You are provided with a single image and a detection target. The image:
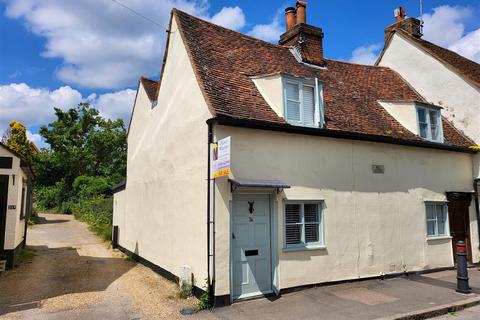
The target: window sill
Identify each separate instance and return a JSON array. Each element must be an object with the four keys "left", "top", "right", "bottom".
[
  {"left": 283, "top": 245, "right": 326, "bottom": 252},
  {"left": 426, "top": 236, "right": 452, "bottom": 241},
  {"left": 287, "top": 122, "right": 322, "bottom": 129}
]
